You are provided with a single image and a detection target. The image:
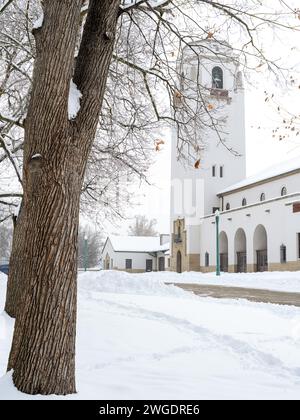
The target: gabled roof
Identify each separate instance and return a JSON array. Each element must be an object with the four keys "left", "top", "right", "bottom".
[
  {"left": 218, "top": 155, "right": 300, "bottom": 196},
  {"left": 104, "top": 235, "right": 169, "bottom": 253}
]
